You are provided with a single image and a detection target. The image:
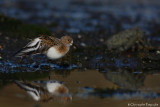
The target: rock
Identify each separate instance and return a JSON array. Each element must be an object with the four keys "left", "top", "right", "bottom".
[{"left": 105, "top": 27, "right": 147, "bottom": 51}]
